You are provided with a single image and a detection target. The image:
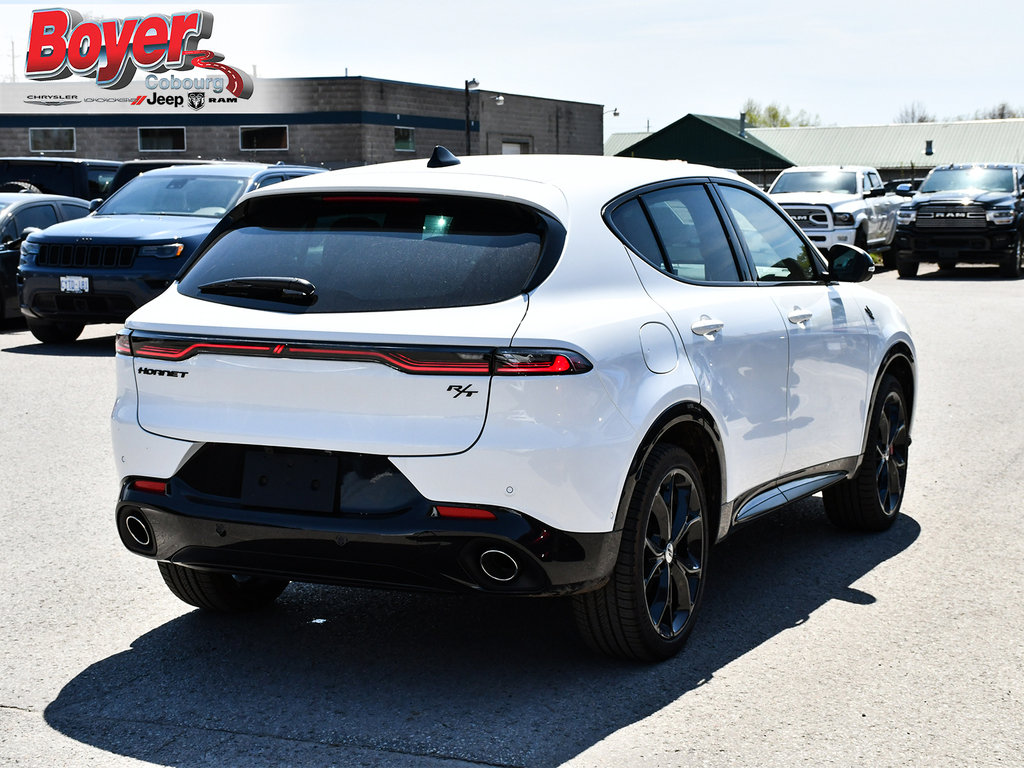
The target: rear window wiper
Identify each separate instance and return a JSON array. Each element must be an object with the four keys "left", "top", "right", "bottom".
[{"left": 198, "top": 276, "right": 317, "bottom": 305}]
